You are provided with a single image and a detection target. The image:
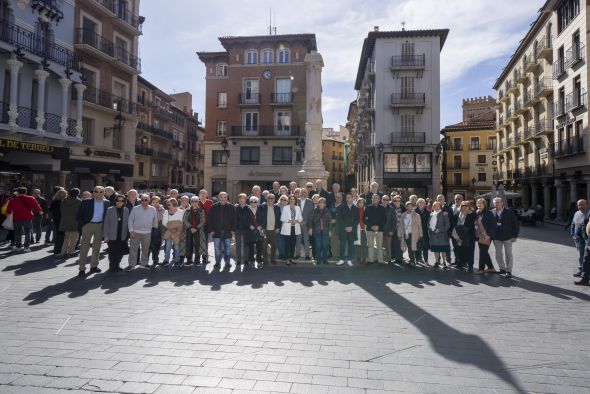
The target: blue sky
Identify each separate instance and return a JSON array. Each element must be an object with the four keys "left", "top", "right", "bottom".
[{"left": 139, "top": 0, "right": 541, "bottom": 130}]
